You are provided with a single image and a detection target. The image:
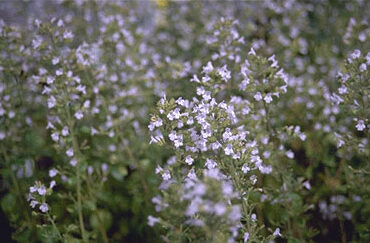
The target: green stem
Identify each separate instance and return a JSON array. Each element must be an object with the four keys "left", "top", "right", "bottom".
[
  {"left": 95, "top": 211, "right": 109, "bottom": 243},
  {"left": 47, "top": 213, "right": 63, "bottom": 241},
  {"left": 229, "top": 159, "right": 251, "bottom": 230},
  {"left": 67, "top": 110, "right": 88, "bottom": 243},
  {"left": 76, "top": 165, "right": 87, "bottom": 242},
  {"left": 2, "top": 145, "right": 32, "bottom": 223},
  {"left": 85, "top": 174, "right": 109, "bottom": 243},
  {"left": 115, "top": 127, "right": 151, "bottom": 205}
]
